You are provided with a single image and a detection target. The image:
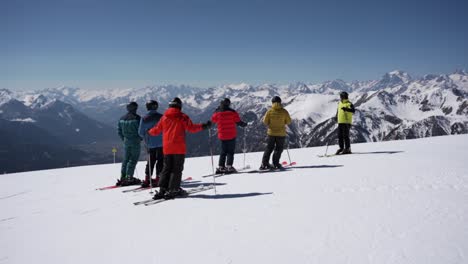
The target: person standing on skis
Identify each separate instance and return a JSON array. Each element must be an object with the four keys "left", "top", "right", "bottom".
[
  {"left": 335, "top": 91, "right": 355, "bottom": 155},
  {"left": 117, "top": 101, "right": 142, "bottom": 186},
  {"left": 260, "top": 96, "right": 292, "bottom": 170},
  {"left": 148, "top": 97, "right": 211, "bottom": 199},
  {"left": 138, "top": 100, "right": 163, "bottom": 188},
  {"left": 211, "top": 98, "right": 247, "bottom": 174}
]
